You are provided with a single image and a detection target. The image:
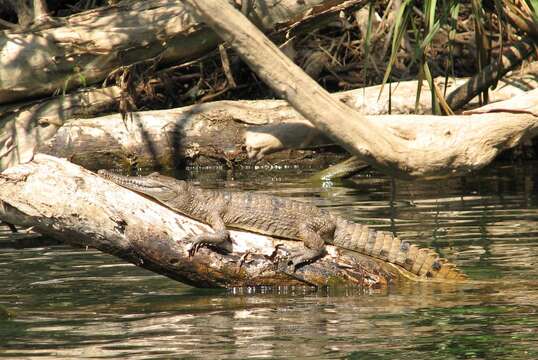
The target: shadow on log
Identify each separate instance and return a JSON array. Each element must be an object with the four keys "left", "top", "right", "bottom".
[
  {"left": 0, "top": 154, "right": 404, "bottom": 288},
  {"left": 36, "top": 88, "right": 538, "bottom": 175}
]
